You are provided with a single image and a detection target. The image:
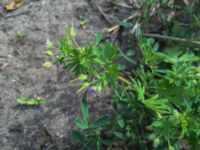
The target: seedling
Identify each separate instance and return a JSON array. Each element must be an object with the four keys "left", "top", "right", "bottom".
[
  {"left": 80, "top": 17, "right": 90, "bottom": 29},
  {"left": 43, "top": 50, "right": 54, "bottom": 56},
  {"left": 17, "top": 31, "right": 25, "bottom": 38},
  {"left": 46, "top": 39, "right": 53, "bottom": 49},
  {"left": 17, "top": 96, "right": 44, "bottom": 106},
  {"left": 42, "top": 61, "right": 53, "bottom": 68}
]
